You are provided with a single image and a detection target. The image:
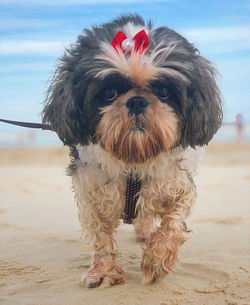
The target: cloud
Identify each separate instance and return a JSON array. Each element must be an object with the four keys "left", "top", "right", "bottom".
[
  {"left": 182, "top": 26, "right": 250, "bottom": 43},
  {"left": 1, "top": 62, "right": 55, "bottom": 73},
  {"left": 180, "top": 25, "right": 250, "bottom": 55},
  {"left": 201, "top": 40, "right": 250, "bottom": 55},
  {"left": 0, "top": 18, "right": 62, "bottom": 30},
  {"left": 0, "top": 40, "right": 68, "bottom": 55},
  {"left": 1, "top": 24, "right": 250, "bottom": 56}
]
